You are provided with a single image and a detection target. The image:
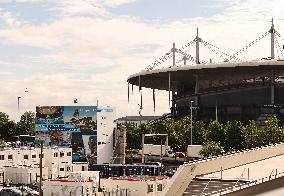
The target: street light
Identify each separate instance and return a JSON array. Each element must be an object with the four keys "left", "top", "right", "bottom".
[
  {"left": 17, "top": 96, "right": 21, "bottom": 113},
  {"left": 190, "top": 100, "right": 194, "bottom": 145}
]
